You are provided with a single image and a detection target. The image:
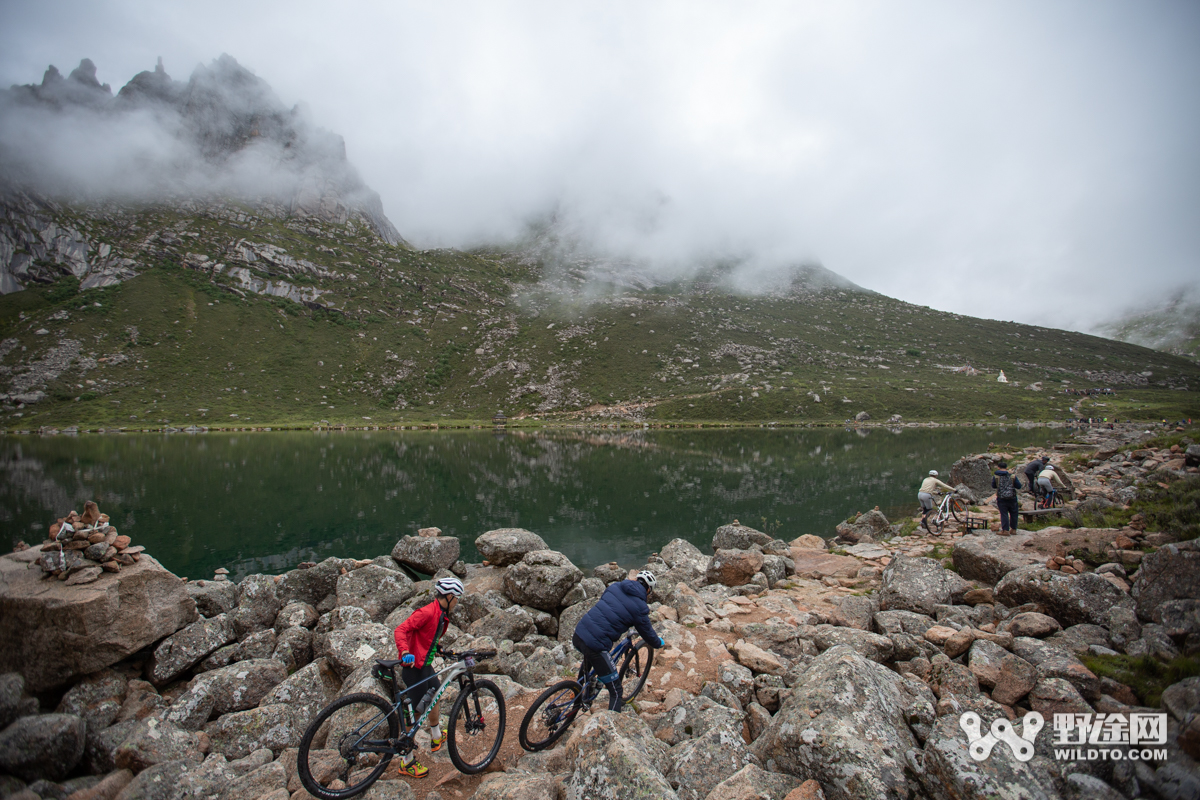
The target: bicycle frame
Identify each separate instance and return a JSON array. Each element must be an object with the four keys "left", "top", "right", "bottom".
[
  {"left": 575, "top": 636, "right": 634, "bottom": 700},
  {"left": 356, "top": 657, "right": 479, "bottom": 756}
]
